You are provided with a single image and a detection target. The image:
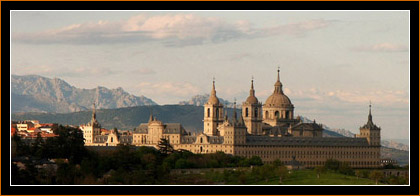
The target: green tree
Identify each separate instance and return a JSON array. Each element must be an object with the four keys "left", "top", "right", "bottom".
[
  {"left": 158, "top": 138, "right": 174, "bottom": 155},
  {"left": 314, "top": 166, "right": 325, "bottom": 179},
  {"left": 276, "top": 165, "right": 288, "bottom": 184},
  {"left": 369, "top": 170, "right": 384, "bottom": 185},
  {"left": 338, "top": 162, "right": 354, "bottom": 175},
  {"left": 249, "top": 156, "right": 263, "bottom": 166},
  {"left": 324, "top": 159, "right": 340, "bottom": 171},
  {"left": 31, "top": 132, "right": 44, "bottom": 157},
  {"left": 355, "top": 170, "right": 362, "bottom": 179},
  {"left": 273, "top": 159, "right": 284, "bottom": 167},
  {"left": 175, "top": 158, "right": 188, "bottom": 169}
]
